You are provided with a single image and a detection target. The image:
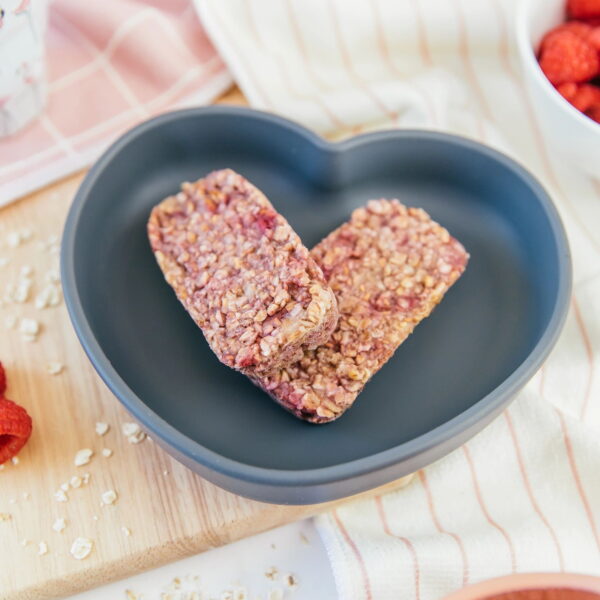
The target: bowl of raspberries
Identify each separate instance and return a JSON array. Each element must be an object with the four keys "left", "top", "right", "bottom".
[{"left": 517, "top": 0, "right": 600, "bottom": 177}]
